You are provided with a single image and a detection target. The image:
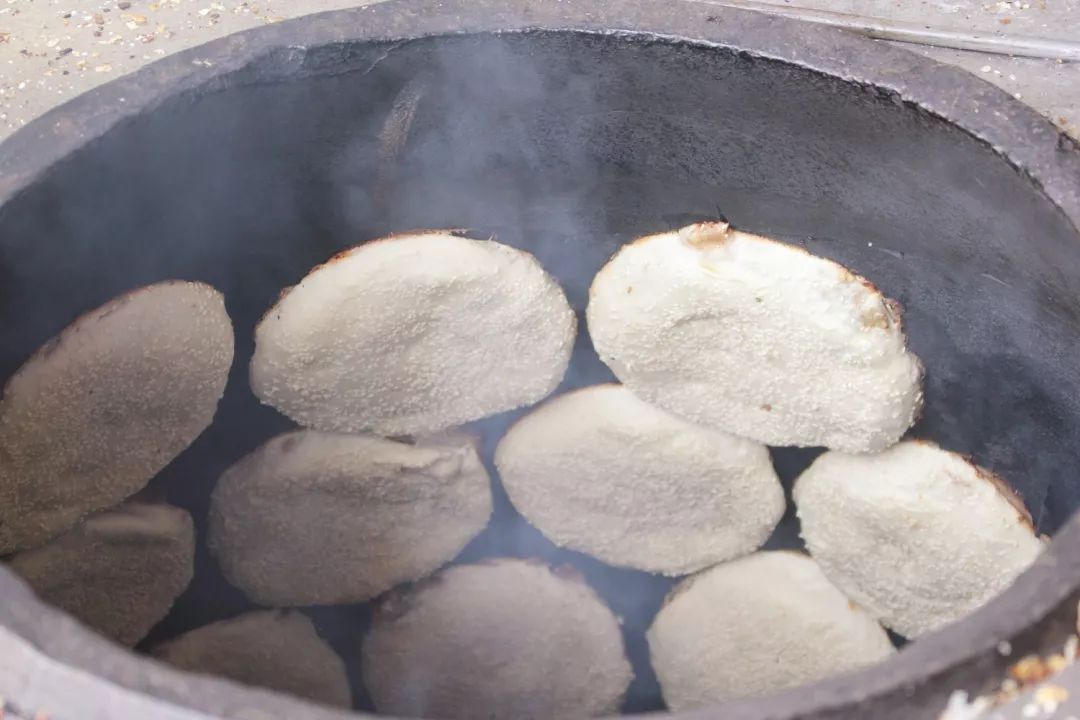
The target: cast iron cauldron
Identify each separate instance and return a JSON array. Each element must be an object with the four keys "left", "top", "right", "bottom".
[{"left": 2, "top": 1, "right": 1080, "bottom": 719}]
